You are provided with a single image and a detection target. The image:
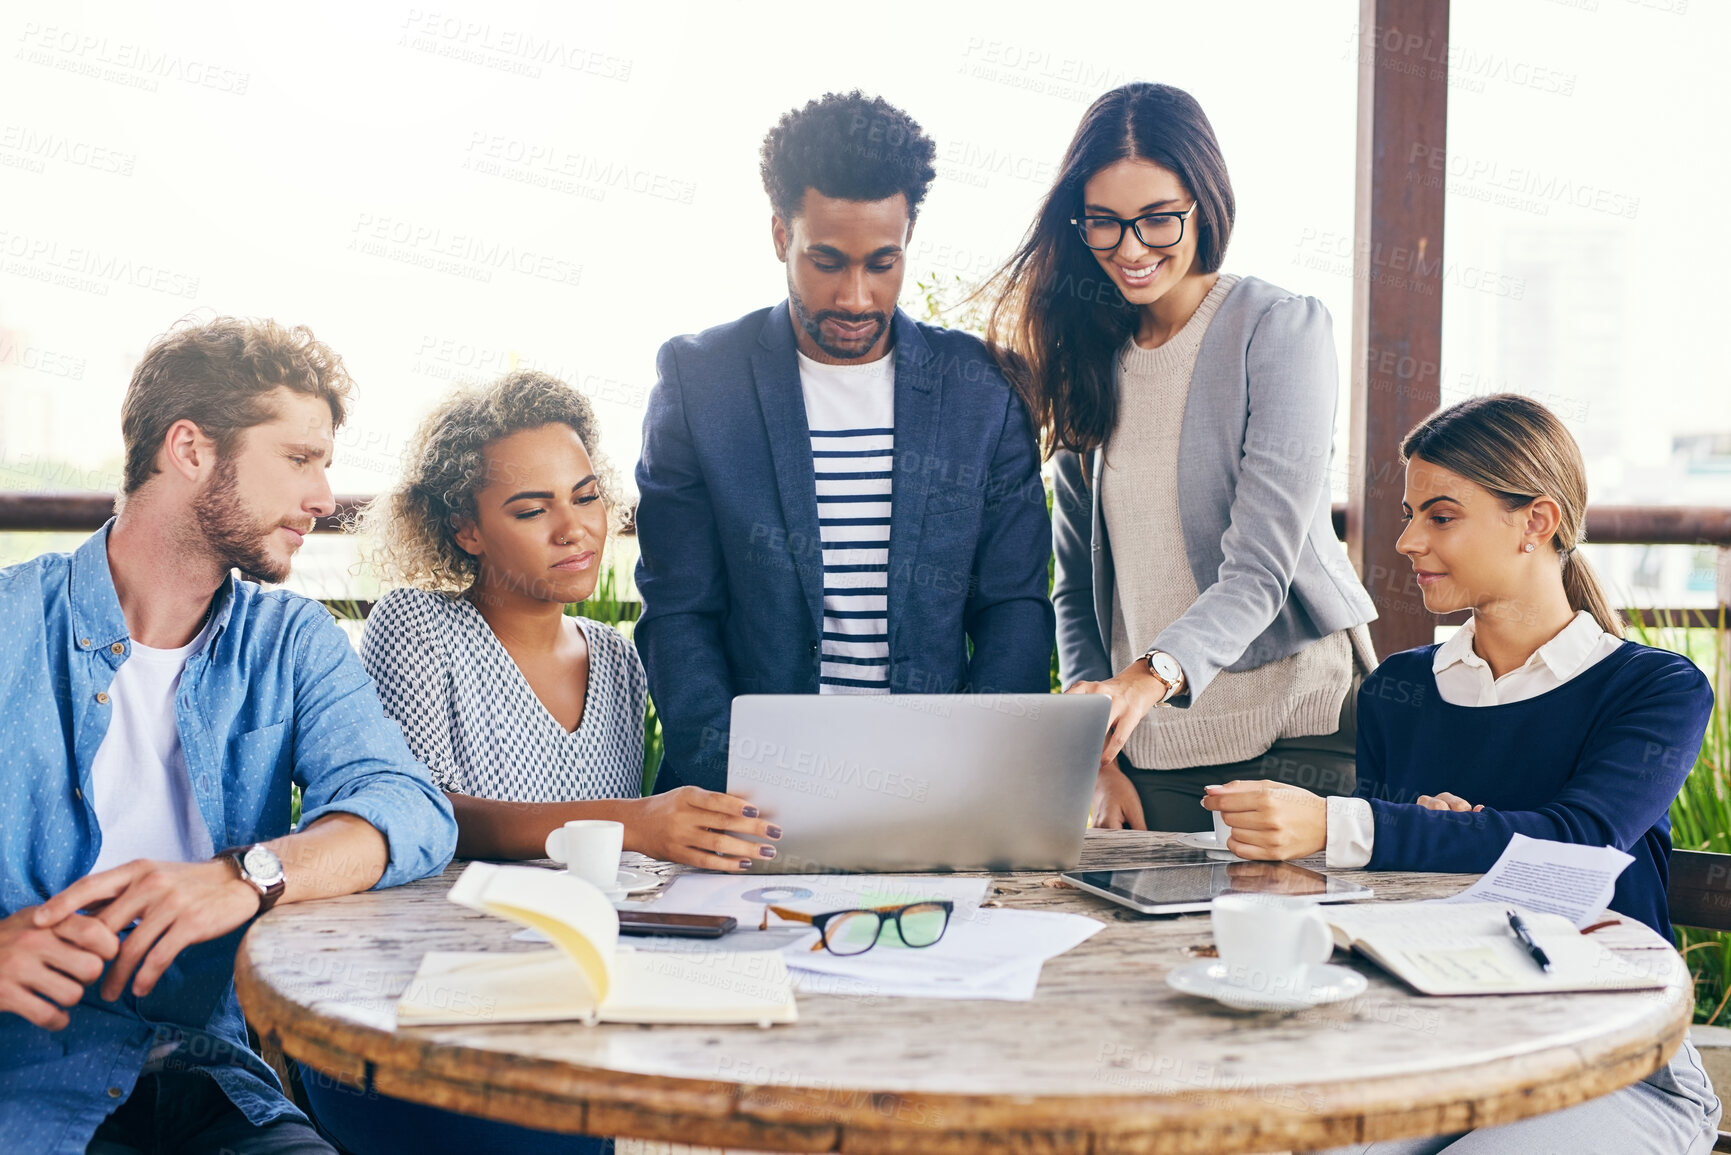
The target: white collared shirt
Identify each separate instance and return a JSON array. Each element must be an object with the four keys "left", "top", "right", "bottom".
[{"left": 1325, "top": 610, "right": 1623, "bottom": 867}]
